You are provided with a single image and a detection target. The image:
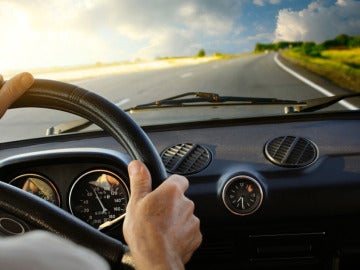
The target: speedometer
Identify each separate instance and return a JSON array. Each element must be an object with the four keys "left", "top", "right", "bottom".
[{"left": 69, "top": 169, "right": 129, "bottom": 228}]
